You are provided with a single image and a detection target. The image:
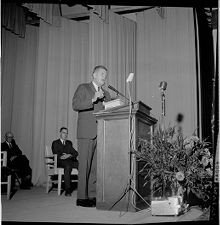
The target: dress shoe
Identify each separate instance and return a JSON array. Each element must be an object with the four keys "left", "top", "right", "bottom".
[
  {"left": 65, "top": 191, "right": 72, "bottom": 197},
  {"left": 76, "top": 199, "right": 95, "bottom": 207},
  {"left": 20, "top": 183, "right": 31, "bottom": 189},
  {"left": 28, "top": 182, "right": 34, "bottom": 187},
  {"left": 21, "top": 177, "right": 32, "bottom": 189},
  {"left": 89, "top": 198, "right": 96, "bottom": 206}
]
